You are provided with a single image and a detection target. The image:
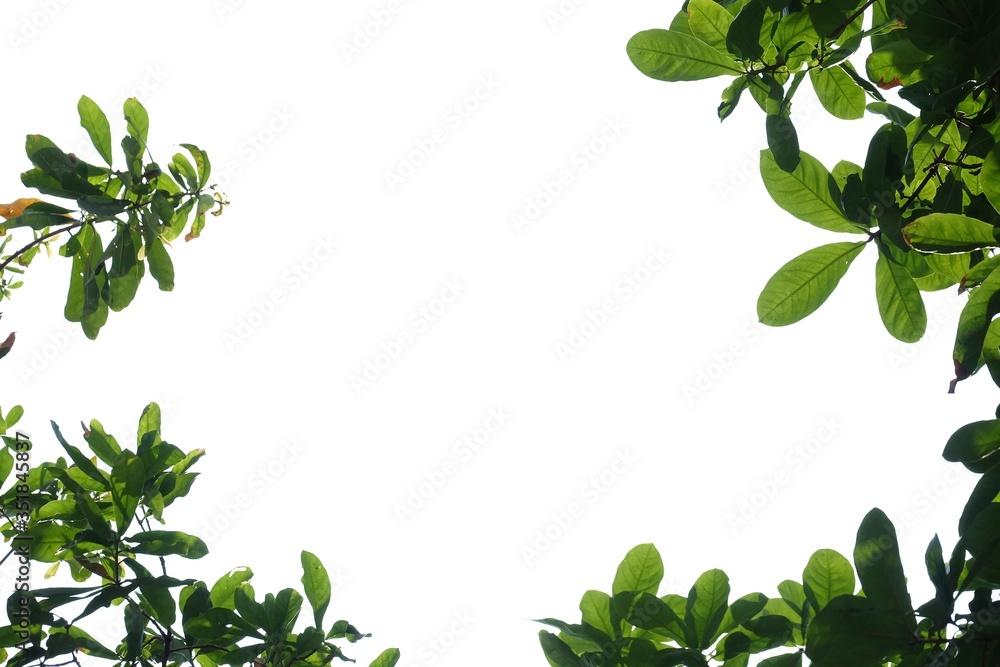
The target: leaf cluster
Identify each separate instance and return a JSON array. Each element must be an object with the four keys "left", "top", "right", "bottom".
[{"left": 0, "top": 403, "right": 399, "bottom": 667}]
